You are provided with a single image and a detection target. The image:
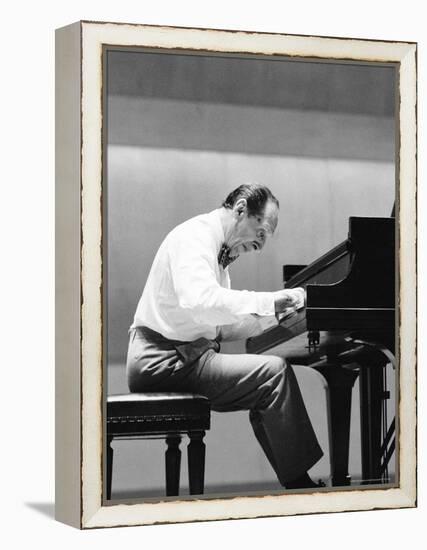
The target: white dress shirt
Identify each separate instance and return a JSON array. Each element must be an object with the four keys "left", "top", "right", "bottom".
[{"left": 132, "top": 209, "right": 277, "bottom": 342}]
